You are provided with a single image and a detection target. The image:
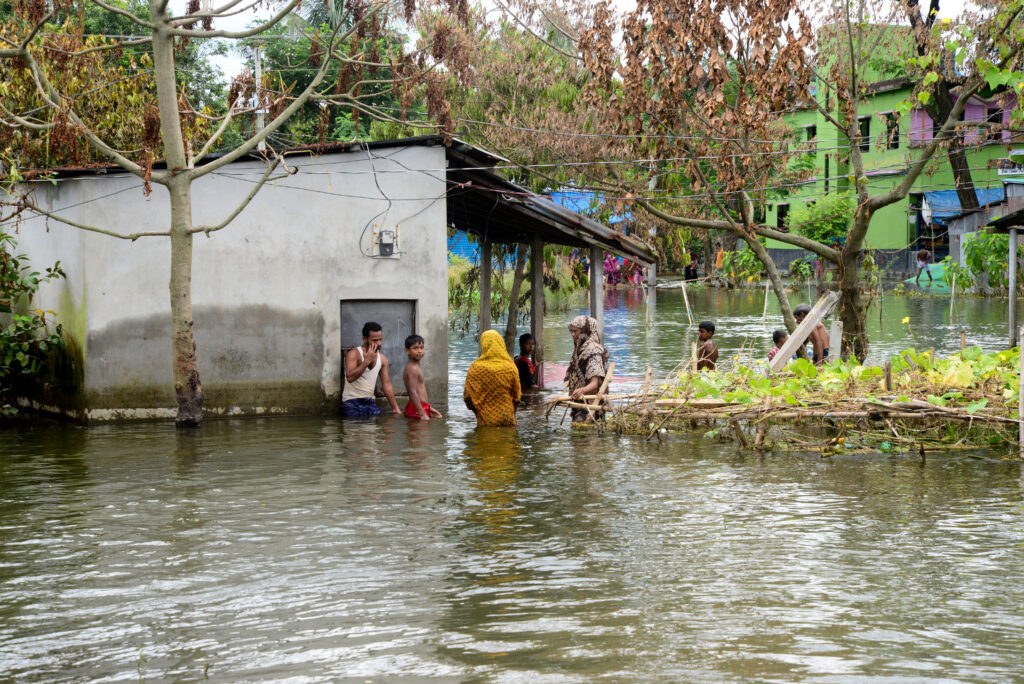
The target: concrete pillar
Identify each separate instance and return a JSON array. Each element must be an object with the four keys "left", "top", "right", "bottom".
[
  {"left": 531, "top": 234, "right": 544, "bottom": 388},
  {"left": 589, "top": 245, "right": 604, "bottom": 337},
  {"left": 1010, "top": 228, "right": 1018, "bottom": 349},
  {"left": 480, "top": 239, "right": 492, "bottom": 335}
]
